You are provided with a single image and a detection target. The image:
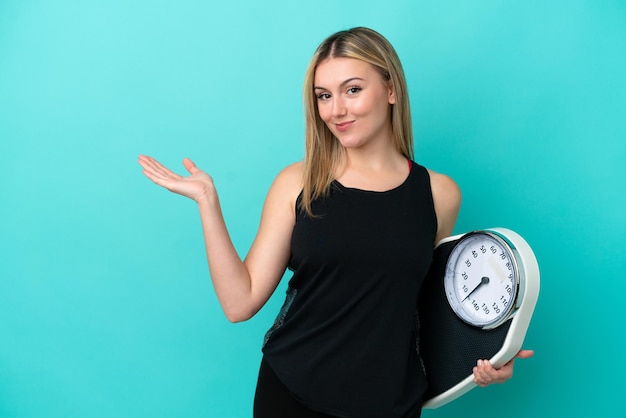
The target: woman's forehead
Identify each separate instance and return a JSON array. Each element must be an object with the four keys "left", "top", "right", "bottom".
[{"left": 314, "top": 57, "right": 379, "bottom": 86}]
